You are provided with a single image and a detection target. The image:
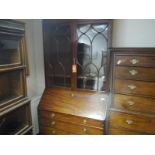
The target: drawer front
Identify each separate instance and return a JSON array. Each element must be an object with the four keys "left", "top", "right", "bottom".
[
  {"left": 40, "top": 119, "right": 103, "bottom": 135},
  {"left": 39, "top": 110, "right": 103, "bottom": 128},
  {"left": 40, "top": 126, "right": 69, "bottom": 135},
  {"left": 109, "top": 127, "right": 145, "bottom": 135},
  {"left": 114, "top": 79, "right": 155, "bottom": 97},
  {"left": 114, "top": 66, "right": 155, "bottom": 81},
  {"left": 109, "top": 111, "right": 155, "bottom": 134},
  {"left": 113, "top": 94, "right": 155, "bottom": 114},
  {"left": 115, "top": 55, "right": 155, "bottom": 67}
]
